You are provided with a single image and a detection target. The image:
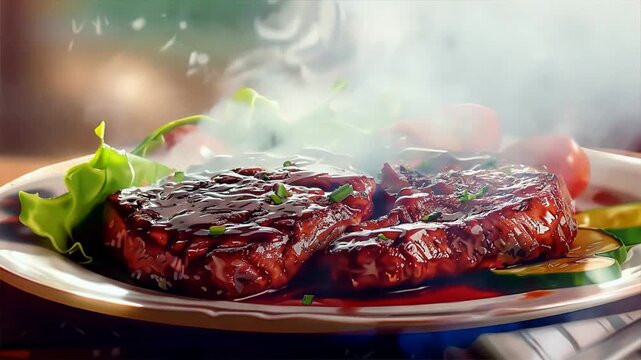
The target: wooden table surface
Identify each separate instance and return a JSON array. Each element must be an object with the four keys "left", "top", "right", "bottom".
[{"left": 0, "top": 155, "right": 71, "bottom": 186}]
